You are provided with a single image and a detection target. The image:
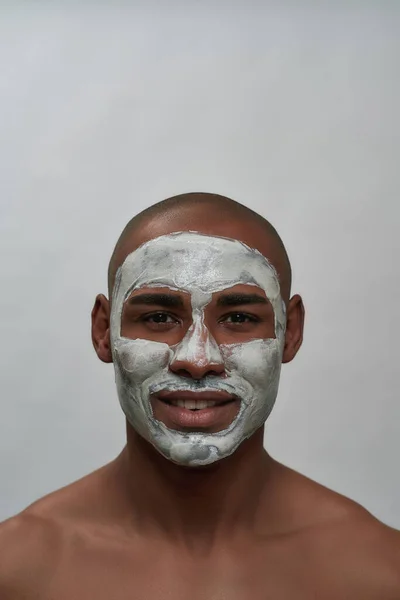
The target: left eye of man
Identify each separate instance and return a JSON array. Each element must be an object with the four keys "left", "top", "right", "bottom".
[{"left": 221, "top": 313, "right": 259, "bottom": 324}]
